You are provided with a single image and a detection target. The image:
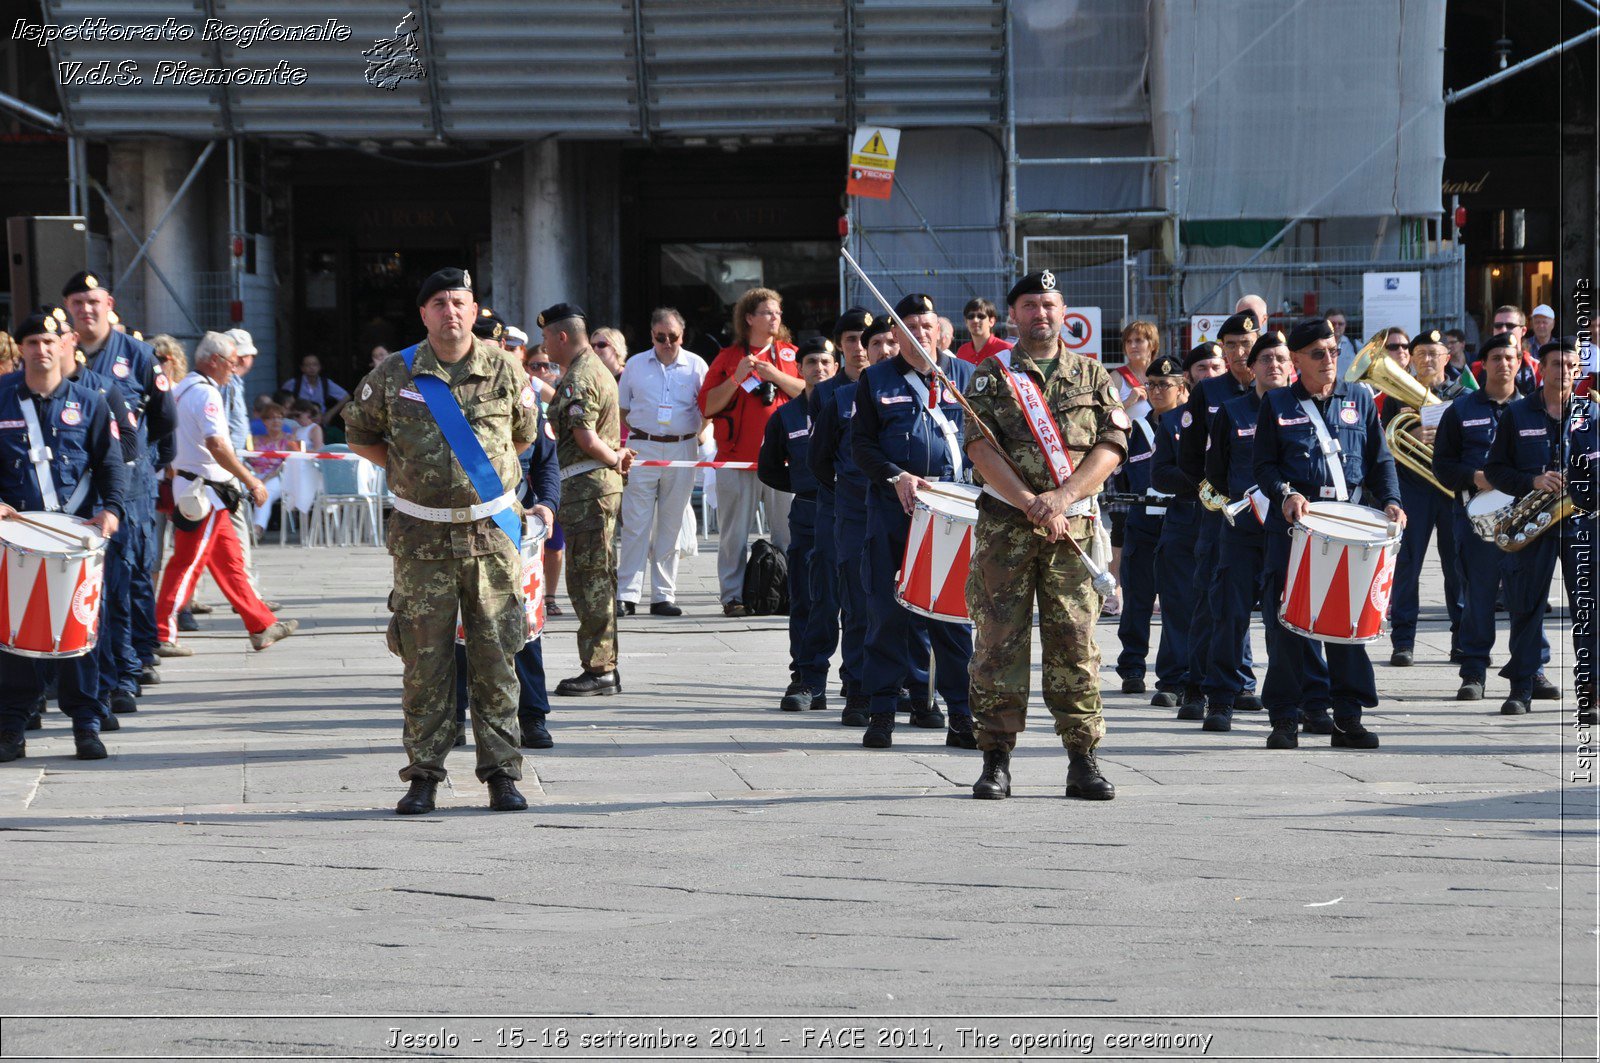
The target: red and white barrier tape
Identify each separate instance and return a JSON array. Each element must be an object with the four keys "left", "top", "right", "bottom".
[
  {"left": 632, "top": 460, "right": 756, "bottom": 470},
  {"left": 242, "top": 450, "right": 365, "bottom": 461}
]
